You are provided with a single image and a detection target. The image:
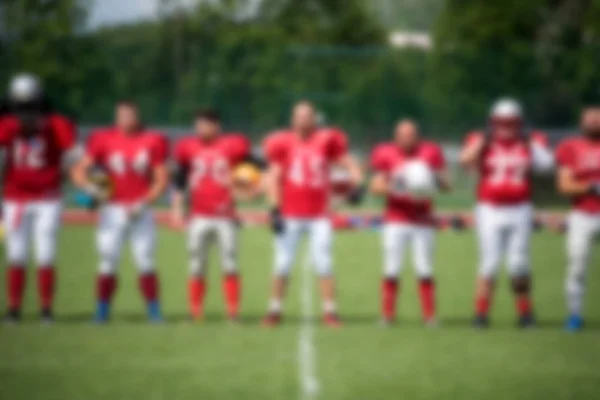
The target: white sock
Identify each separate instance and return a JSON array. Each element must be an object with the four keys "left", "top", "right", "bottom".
[
  {"left": 566, "top": 278, "right": 584, "bottom": 315},
  {"left": 323, "top": 300, "right": 336, "bottom": 314},
  {"left": 269, "top": 298, "right": 282, "bottom": 313}
]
